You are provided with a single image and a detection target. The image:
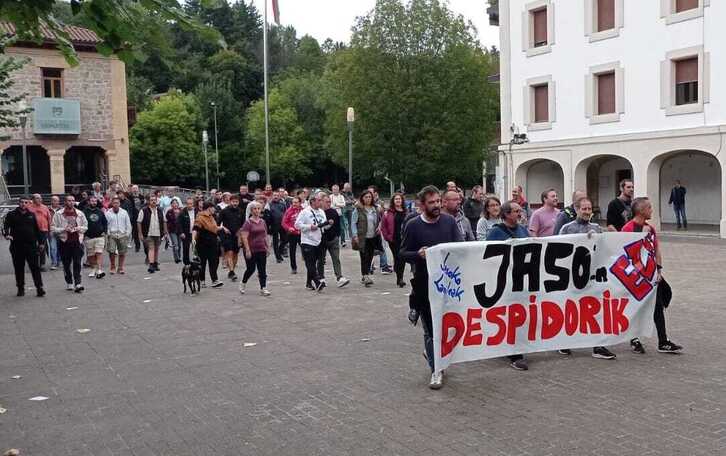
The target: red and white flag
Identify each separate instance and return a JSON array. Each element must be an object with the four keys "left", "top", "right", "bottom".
[{"left": 271, "top": 0, "right": 280, "bottom": 24}]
